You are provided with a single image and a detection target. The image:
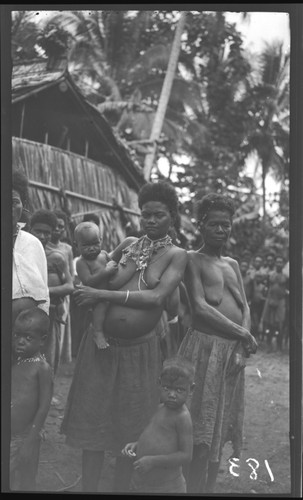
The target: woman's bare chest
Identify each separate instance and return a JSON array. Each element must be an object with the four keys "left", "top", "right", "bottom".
[
  {"left": 199, "top": 257, "right": 242, "bottom": 306},
  {"left": 110, "top": 247, "right": 173, "bottom": 290}
]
